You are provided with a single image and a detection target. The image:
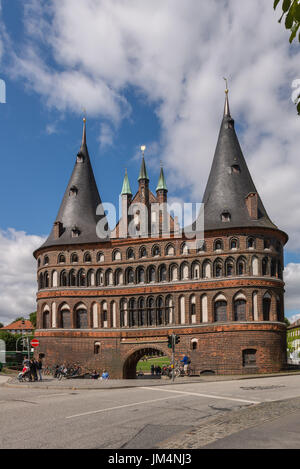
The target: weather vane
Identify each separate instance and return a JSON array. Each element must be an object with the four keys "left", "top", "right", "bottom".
[
  {"left": 223, "top": 77, "right": 229, "bottom": 94},
  {"left": 141, "top": 145, "right": 146, "bottom": 157}
]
